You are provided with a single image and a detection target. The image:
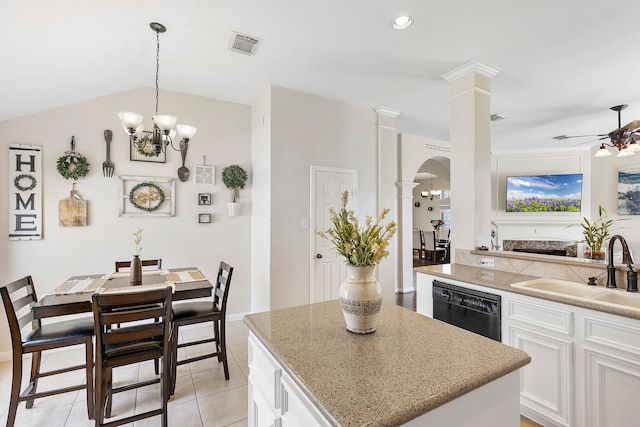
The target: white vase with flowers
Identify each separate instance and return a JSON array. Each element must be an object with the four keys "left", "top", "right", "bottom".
[{"left": 317, "top": 191, "right": 397, "bottom": 334}]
